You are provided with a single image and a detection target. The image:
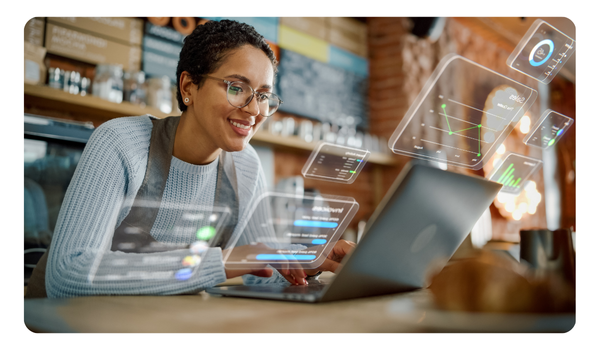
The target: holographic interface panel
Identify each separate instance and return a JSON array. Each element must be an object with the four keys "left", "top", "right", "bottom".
[
  {"left": 301, "top": 142, "right": 370, "bottom": 184},
  {"left": 223, "top": 192, "right": 359, "bottom": 270},
  {"left": 507, "top": 19, "right": 575, "bottom": 84},
  {"left": 523, "top": 109, "right": 573, "bottom": 149},
  {"left": 487, "top": 153, "right": 543, "bottom": 195},
  {"left": 388, "top": 54, "right": 538, "bottom": 170}
]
